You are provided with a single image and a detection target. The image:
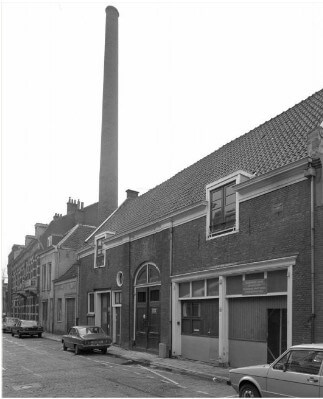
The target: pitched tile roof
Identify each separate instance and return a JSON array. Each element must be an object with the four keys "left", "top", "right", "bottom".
[
  {"left": 94, "top": 89, "right": 323, "bottom": 239},
  {"left": 60, "top": 225, "right": 96, "bottom": 250},
  {"left": 54, "top": 263, "right": 78, "bottom": 283}
]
